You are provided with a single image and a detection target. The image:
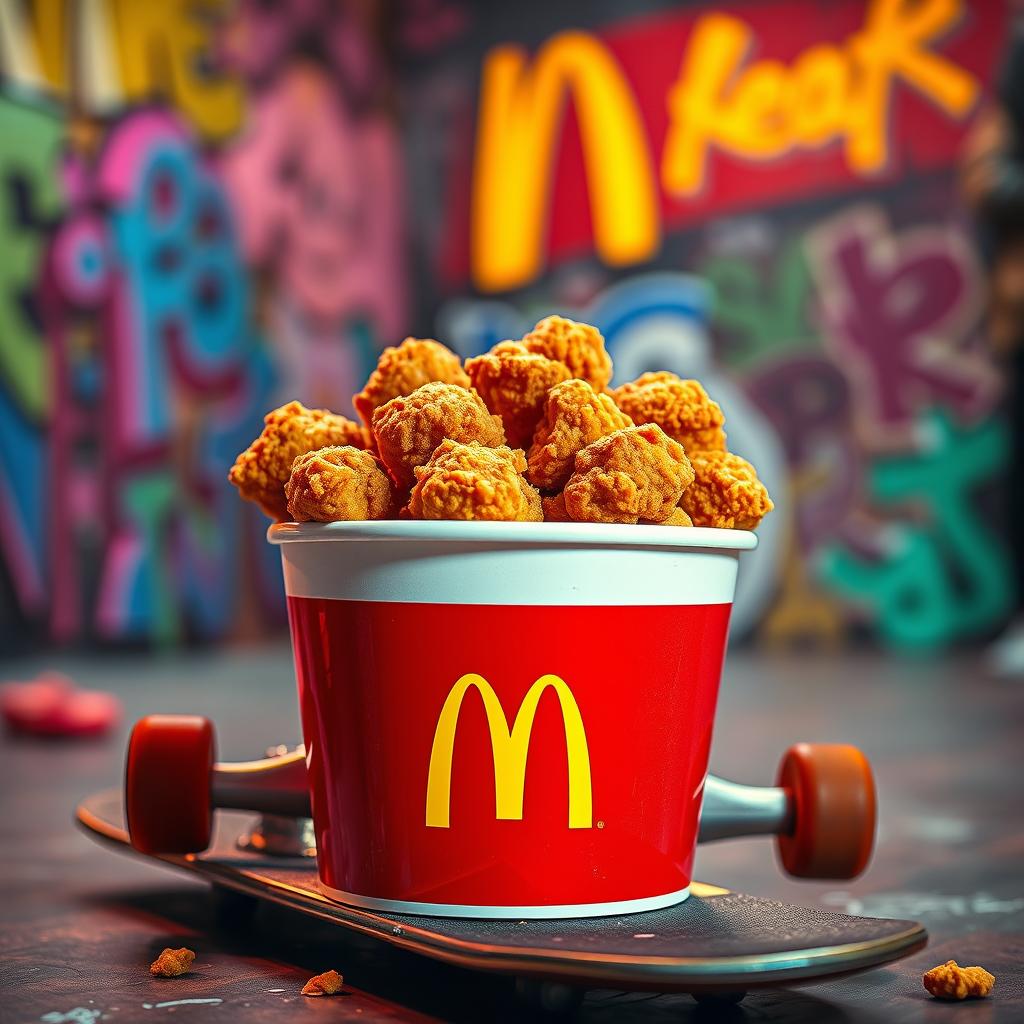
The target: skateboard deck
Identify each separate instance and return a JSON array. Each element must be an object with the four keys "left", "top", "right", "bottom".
[{"left": 77, "top": 788, "right": 926, "bottom": 995}]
